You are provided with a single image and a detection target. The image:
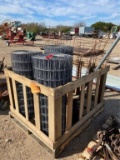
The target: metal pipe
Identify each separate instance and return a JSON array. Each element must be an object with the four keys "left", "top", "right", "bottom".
[{"left": 95, "top": 34, "right": 120, "bottom": 71}]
